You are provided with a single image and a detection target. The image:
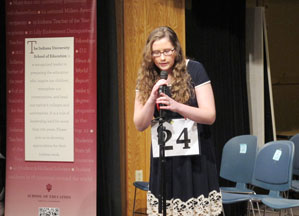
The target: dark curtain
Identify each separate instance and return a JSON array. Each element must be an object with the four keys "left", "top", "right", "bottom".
[
  {"left": 97, "top": 0, "right": 122, "bottom": 216},
  {"left": 0, "top": 0, "right": 6, "bottom": 194},
  {"left": 186, "top": 0, "right": 249, "bottom": 215}
]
